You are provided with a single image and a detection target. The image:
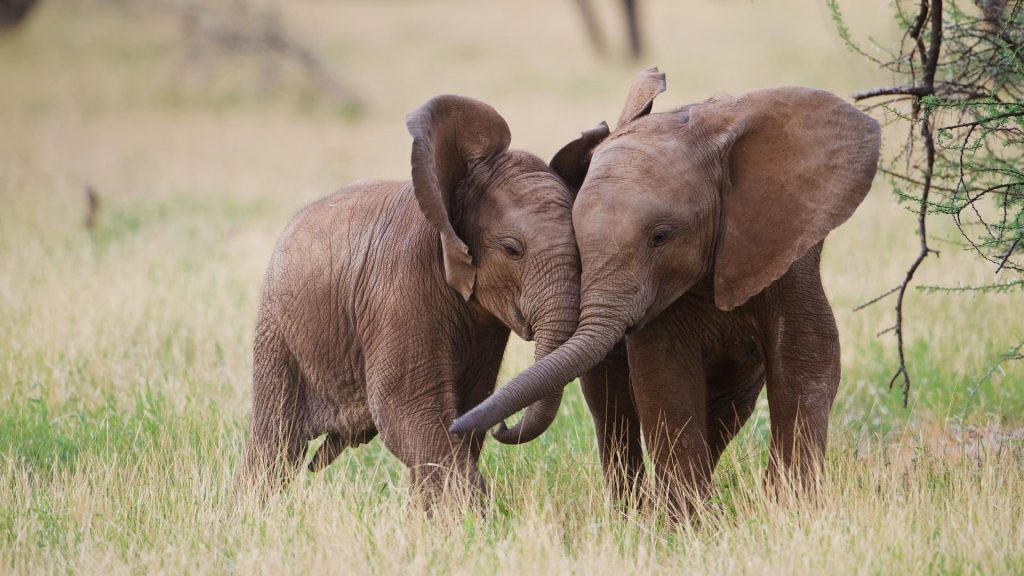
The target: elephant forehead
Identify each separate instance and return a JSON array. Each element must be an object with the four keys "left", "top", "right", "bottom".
[
  {"left": 589, "top": 139, "right": 703, "bottom": 186},
  {"left": 526, "top": 209, "right": 578, "bottom": 236},
  {"left": 488, "top": 172, "right": 575, "bottom": 216},
  {"left": 576, "top": 164, "right": 703, "bottom": 216},
  {"left": 506, "top": 170, "right": 572, "bottom": 196},
  {"left": 502, "top": 199, "right": 578, "bottom": 248},
  {"left": 572, "top": 192, "right": 650, "bottom": 244},
  {"left": 573, "top": 179, "right": 708, "bottom": 248}
]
